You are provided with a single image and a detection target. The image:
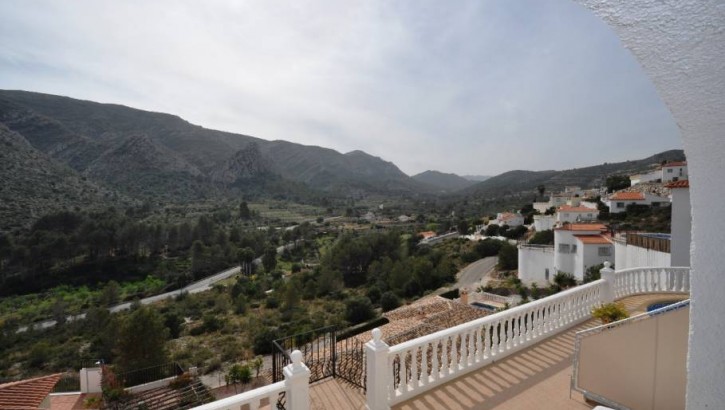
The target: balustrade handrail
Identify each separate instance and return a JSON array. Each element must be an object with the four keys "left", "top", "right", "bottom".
[
  {"left": 191, "top": 381, "right": 286, "bottom": 410},
  {"left": 612, "top": 266, "right": 690, "bottom": 274},
  {"left": 390, "top": 279, "right": 605, "bottom": 354}
]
